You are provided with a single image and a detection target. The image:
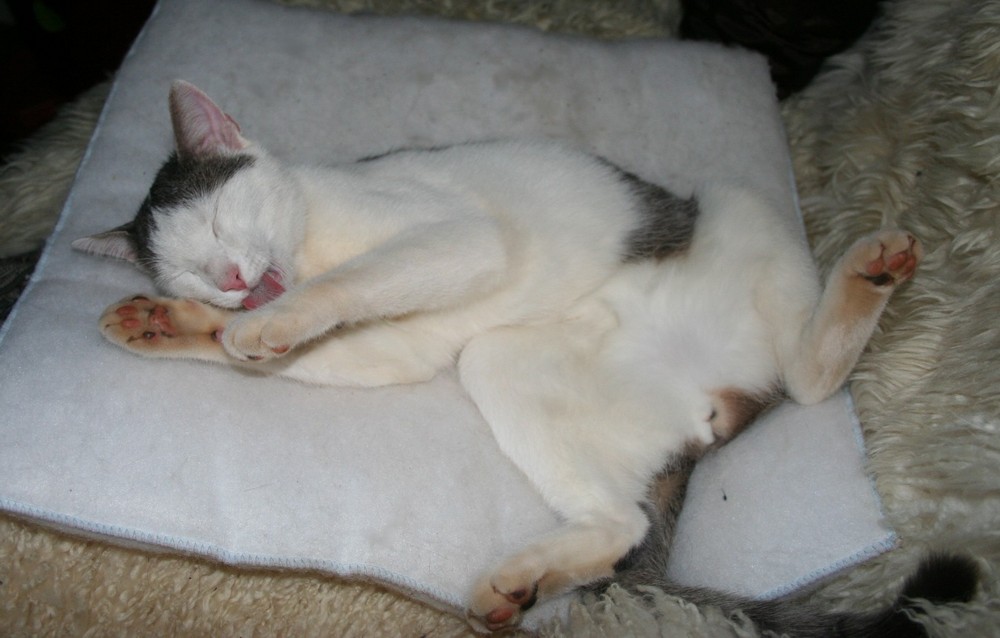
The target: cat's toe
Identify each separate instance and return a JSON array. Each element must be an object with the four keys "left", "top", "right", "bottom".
[
  {"left": 468, "top": 572, "right": 539, "bottom": 632},
  {"left": 481, "top": 602, "right": 522, "bottom": 632},
  {"left": 222, "top": 323, "right": 268, "bottom": 361},
  {"left": 469, "top": 595, "right": 524, "bottom": 632},
  {"left": 223, "top": 312, "right": 294, "bottom": 361},
  {"left": 856, "top": 231, "right": 922, "bottom": 286},
  {"left": 259, "top": 320, "right": 298, "bottom": 355}
]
